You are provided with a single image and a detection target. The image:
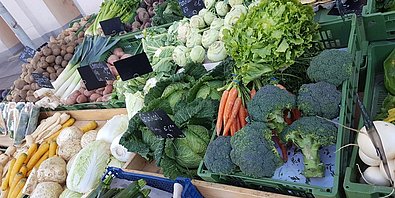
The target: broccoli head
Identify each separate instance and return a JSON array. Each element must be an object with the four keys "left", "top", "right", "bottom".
[
  {"left": 297, "top": 81, "right": 341, "bottom": 119},
  {"left": 204, "top": 136, "right": 237, "bottom": 174},
  {"left": 230, "top": 122, "right": 283, "bottom": 178},
  {"left": 247, "top": 85, "right": 296, "bottom": 133},
  {"left": 281, "top": 117, "right": 337, "bottom": 178},
  {"left": 307, "top": 49, "right": 353, "bottom": 87}
]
